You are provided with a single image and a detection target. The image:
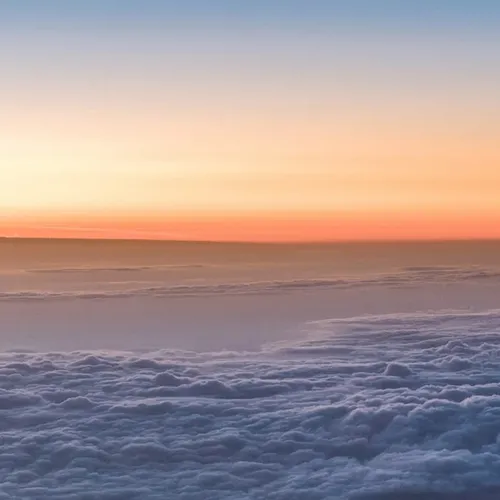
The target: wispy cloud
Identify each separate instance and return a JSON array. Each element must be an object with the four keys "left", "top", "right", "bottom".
[{"left": 2, "top": 265, "right": 500, "bottom": 302}]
